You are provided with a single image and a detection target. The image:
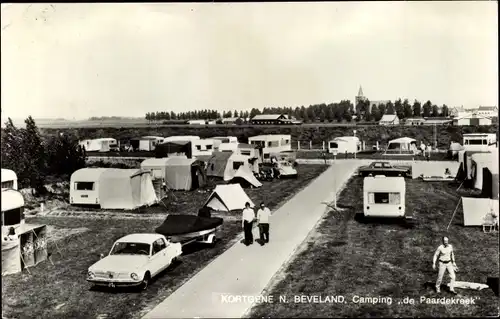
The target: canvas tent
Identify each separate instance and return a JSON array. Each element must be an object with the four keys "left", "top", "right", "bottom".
[
  {"left": 471, "top": 152, "right": 498, "bottom": 190},
  {"left": 206, "top": 152, "right": 260, "bottom": 187},
  {"left": 385, "top": 137, "right": 418, "bottom": 155},
  {"left": 462, "top": 197, "right": 499, "bottom": 226},
  {"left": 203, "top": 184, "right": 254, "bottom": 211},
  {"left": 1, "top": 168, "right": 18, "bottom": 190},
  {"left": 70, "top": 168, "right": 158, "bottom": 209},
  {"left": 164, "top": 157, "right": 207, "bottom": 191},
  {"left": 141, "top": 158, "right": 172, "bottom": 179},
  {"left": 155, "top": 141, "right": 193, "bottom": 159}
]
